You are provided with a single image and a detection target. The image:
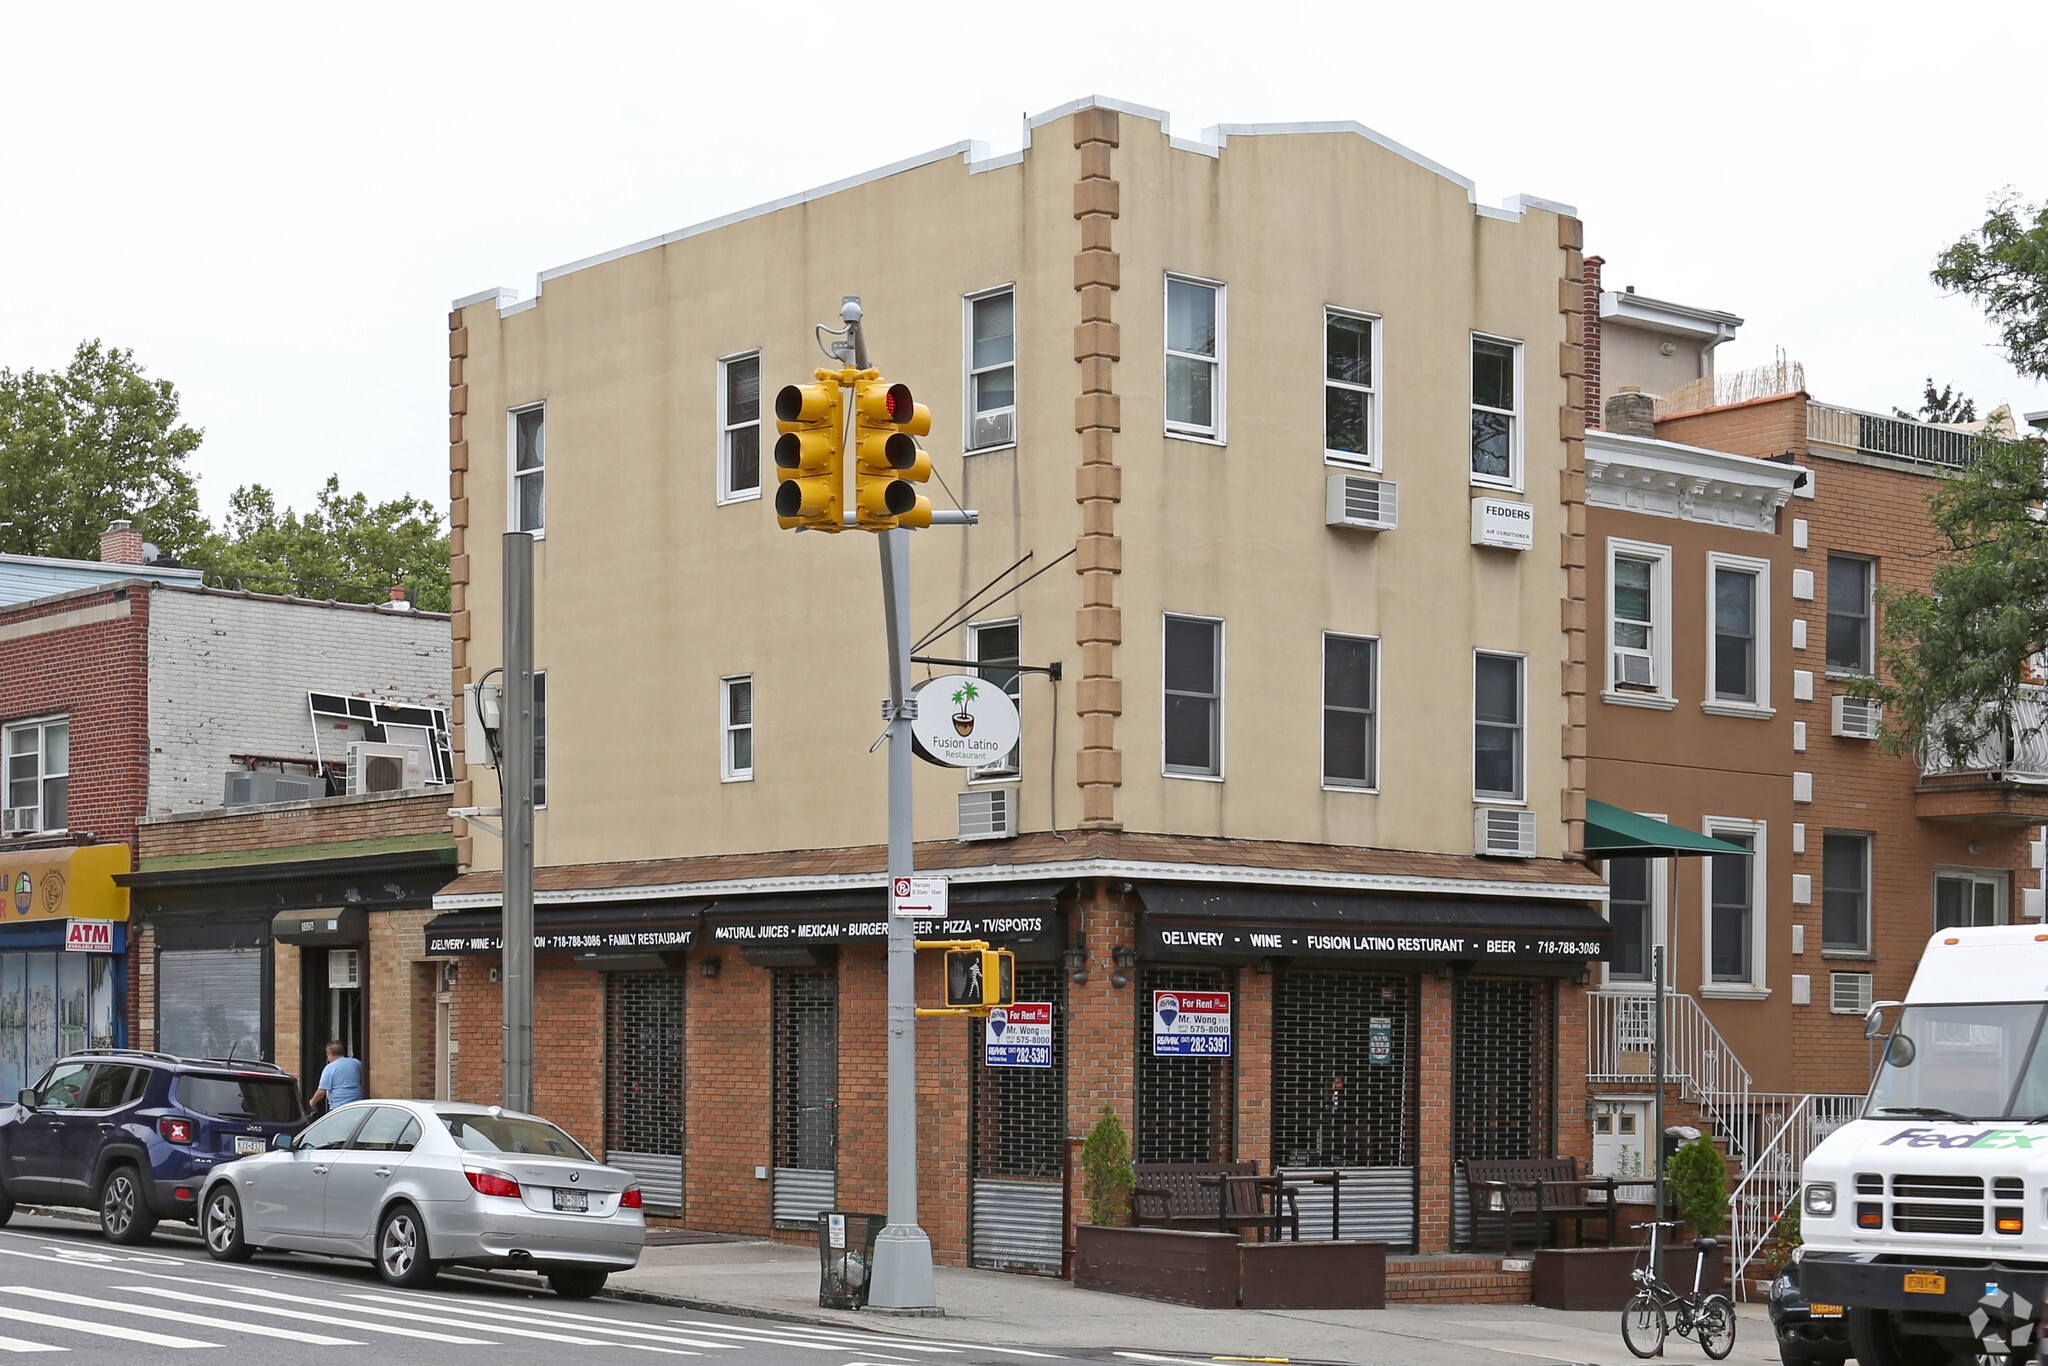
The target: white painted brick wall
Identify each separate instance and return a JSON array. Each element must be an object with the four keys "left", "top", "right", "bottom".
[{"left": 146, "top": 589, "right": 452, "bottom": 815}]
